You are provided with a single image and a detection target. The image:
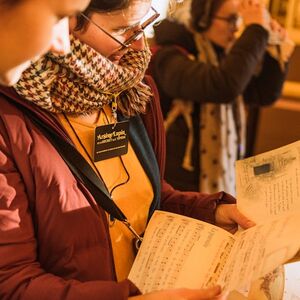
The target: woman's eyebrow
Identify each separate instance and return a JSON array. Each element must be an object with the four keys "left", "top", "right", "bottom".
[{"left": 113, "top": 21, "right": 141, "bottom": 32}]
